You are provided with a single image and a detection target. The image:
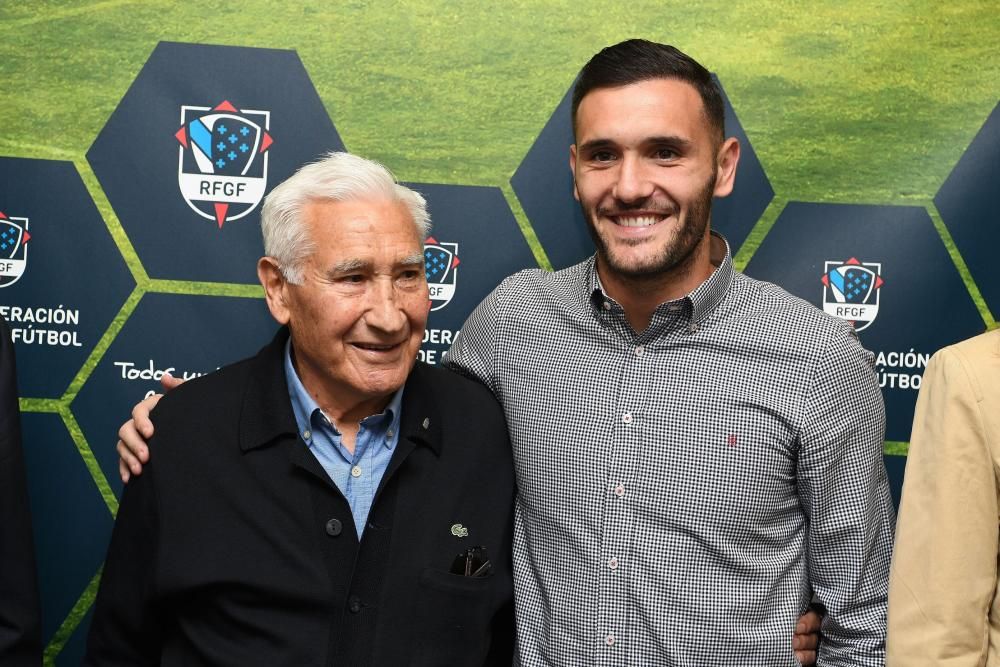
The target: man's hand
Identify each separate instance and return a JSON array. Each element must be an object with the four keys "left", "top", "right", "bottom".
[
  {"left": 116, "top": 373, "right": 184, "bottom": 483},
  {"left": 793, "top": 609, "right": 821, "bottom": 665}
]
